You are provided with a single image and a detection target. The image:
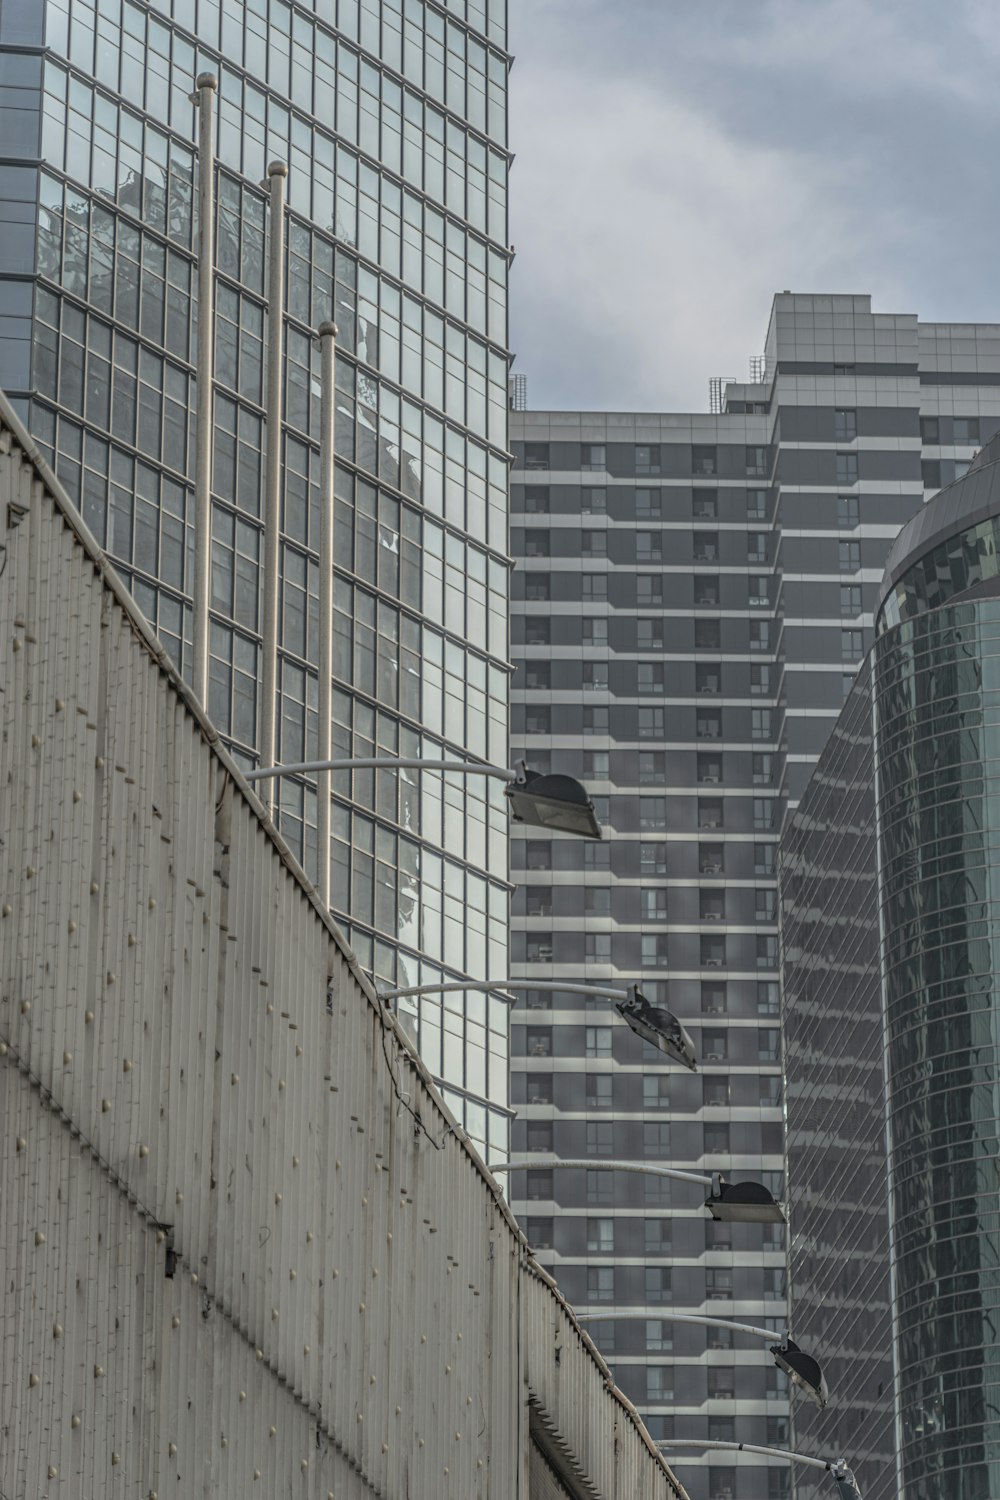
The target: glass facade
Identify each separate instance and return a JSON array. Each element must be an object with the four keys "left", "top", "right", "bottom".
[{"left": 0, "top": 0, "right": 512, "bottom": 1151}]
